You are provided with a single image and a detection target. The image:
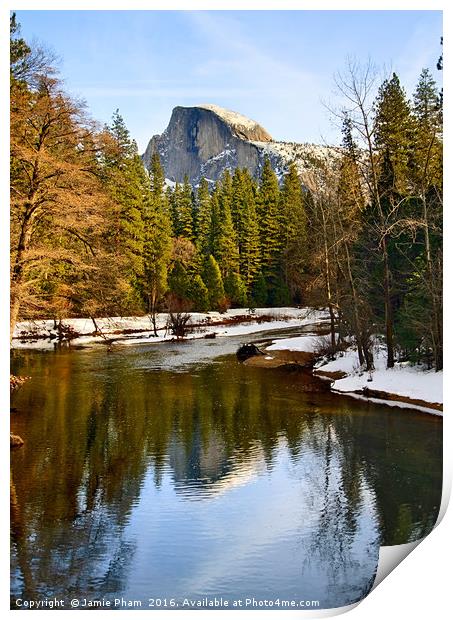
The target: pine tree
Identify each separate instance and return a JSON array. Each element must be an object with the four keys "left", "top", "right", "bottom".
[
  {"left": 149, "top": 152, "right": 166, "bottom": 198},
  {"left": 409, "top": 69, "right": 443, "bottom": 369},
  {"left": 101, "top": 110, "right": 146, "bottom": 312},
  {"left": 10, "top": 13, "right": 31, "bottom": 83},
  {"left": 280, "top": 163, "right": 307, "bottom": 298},
  {"left": 257, "top": 157, "right": 282, "bottom": 282},
  {"left": 372, "top": 73, "right": 420, "bottom": 366},
  {"left": 168, "top": 261, "right": 191, "bottom": 302},
  {"left": 203, "top": 255, "right": 225, "bottom": 310},
  {"left": 143, "top": 153, "right": 173, "bottom": 335},
  {"left": 224, "top": 272, "right": 248, "bottom": 307},
  {"left": 216, "top": 171, "right": 240, "bottom": 276},
  {"left": 188, "top": 274, "right": 210, "bottom": 312},
  {"left": 209, "top": 186, "right": 221, "bottom": 259},
  {"left": 233, "top": 169, "right": 261, "bottom": 290},
  {"left": 231, "top": 169, "right": 245, "bottom": 234},
  {"left": 10, "top": 12, "right": 49, "bottom": 87},
  {"left": 412, "top": 68, "right": 442, "bottom": 188},
  {"left": 195, "top": 177, "right": 212, "bottom": 257},
  {"left": 374, "top": 73, "right": 414, "bottom": 196},
  {"left": 251, "top": 272, "right": 268, "bottom": 307},
  {"left": 179, "top": 175, "right": 195, "bottom": 240},
  {"left": 334, "top": 116, "right": 372, "bottom": 368},
  {"left": 169, "top": 182, "right": 182, "bottom": 236}
]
